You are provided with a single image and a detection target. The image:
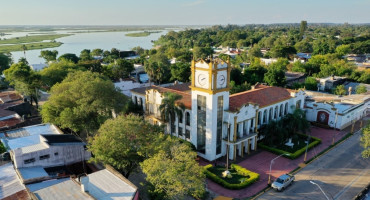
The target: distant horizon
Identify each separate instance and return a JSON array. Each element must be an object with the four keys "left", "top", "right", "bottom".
[{"left": 1, "top": 0, "right": 369, "bottom": 26}]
